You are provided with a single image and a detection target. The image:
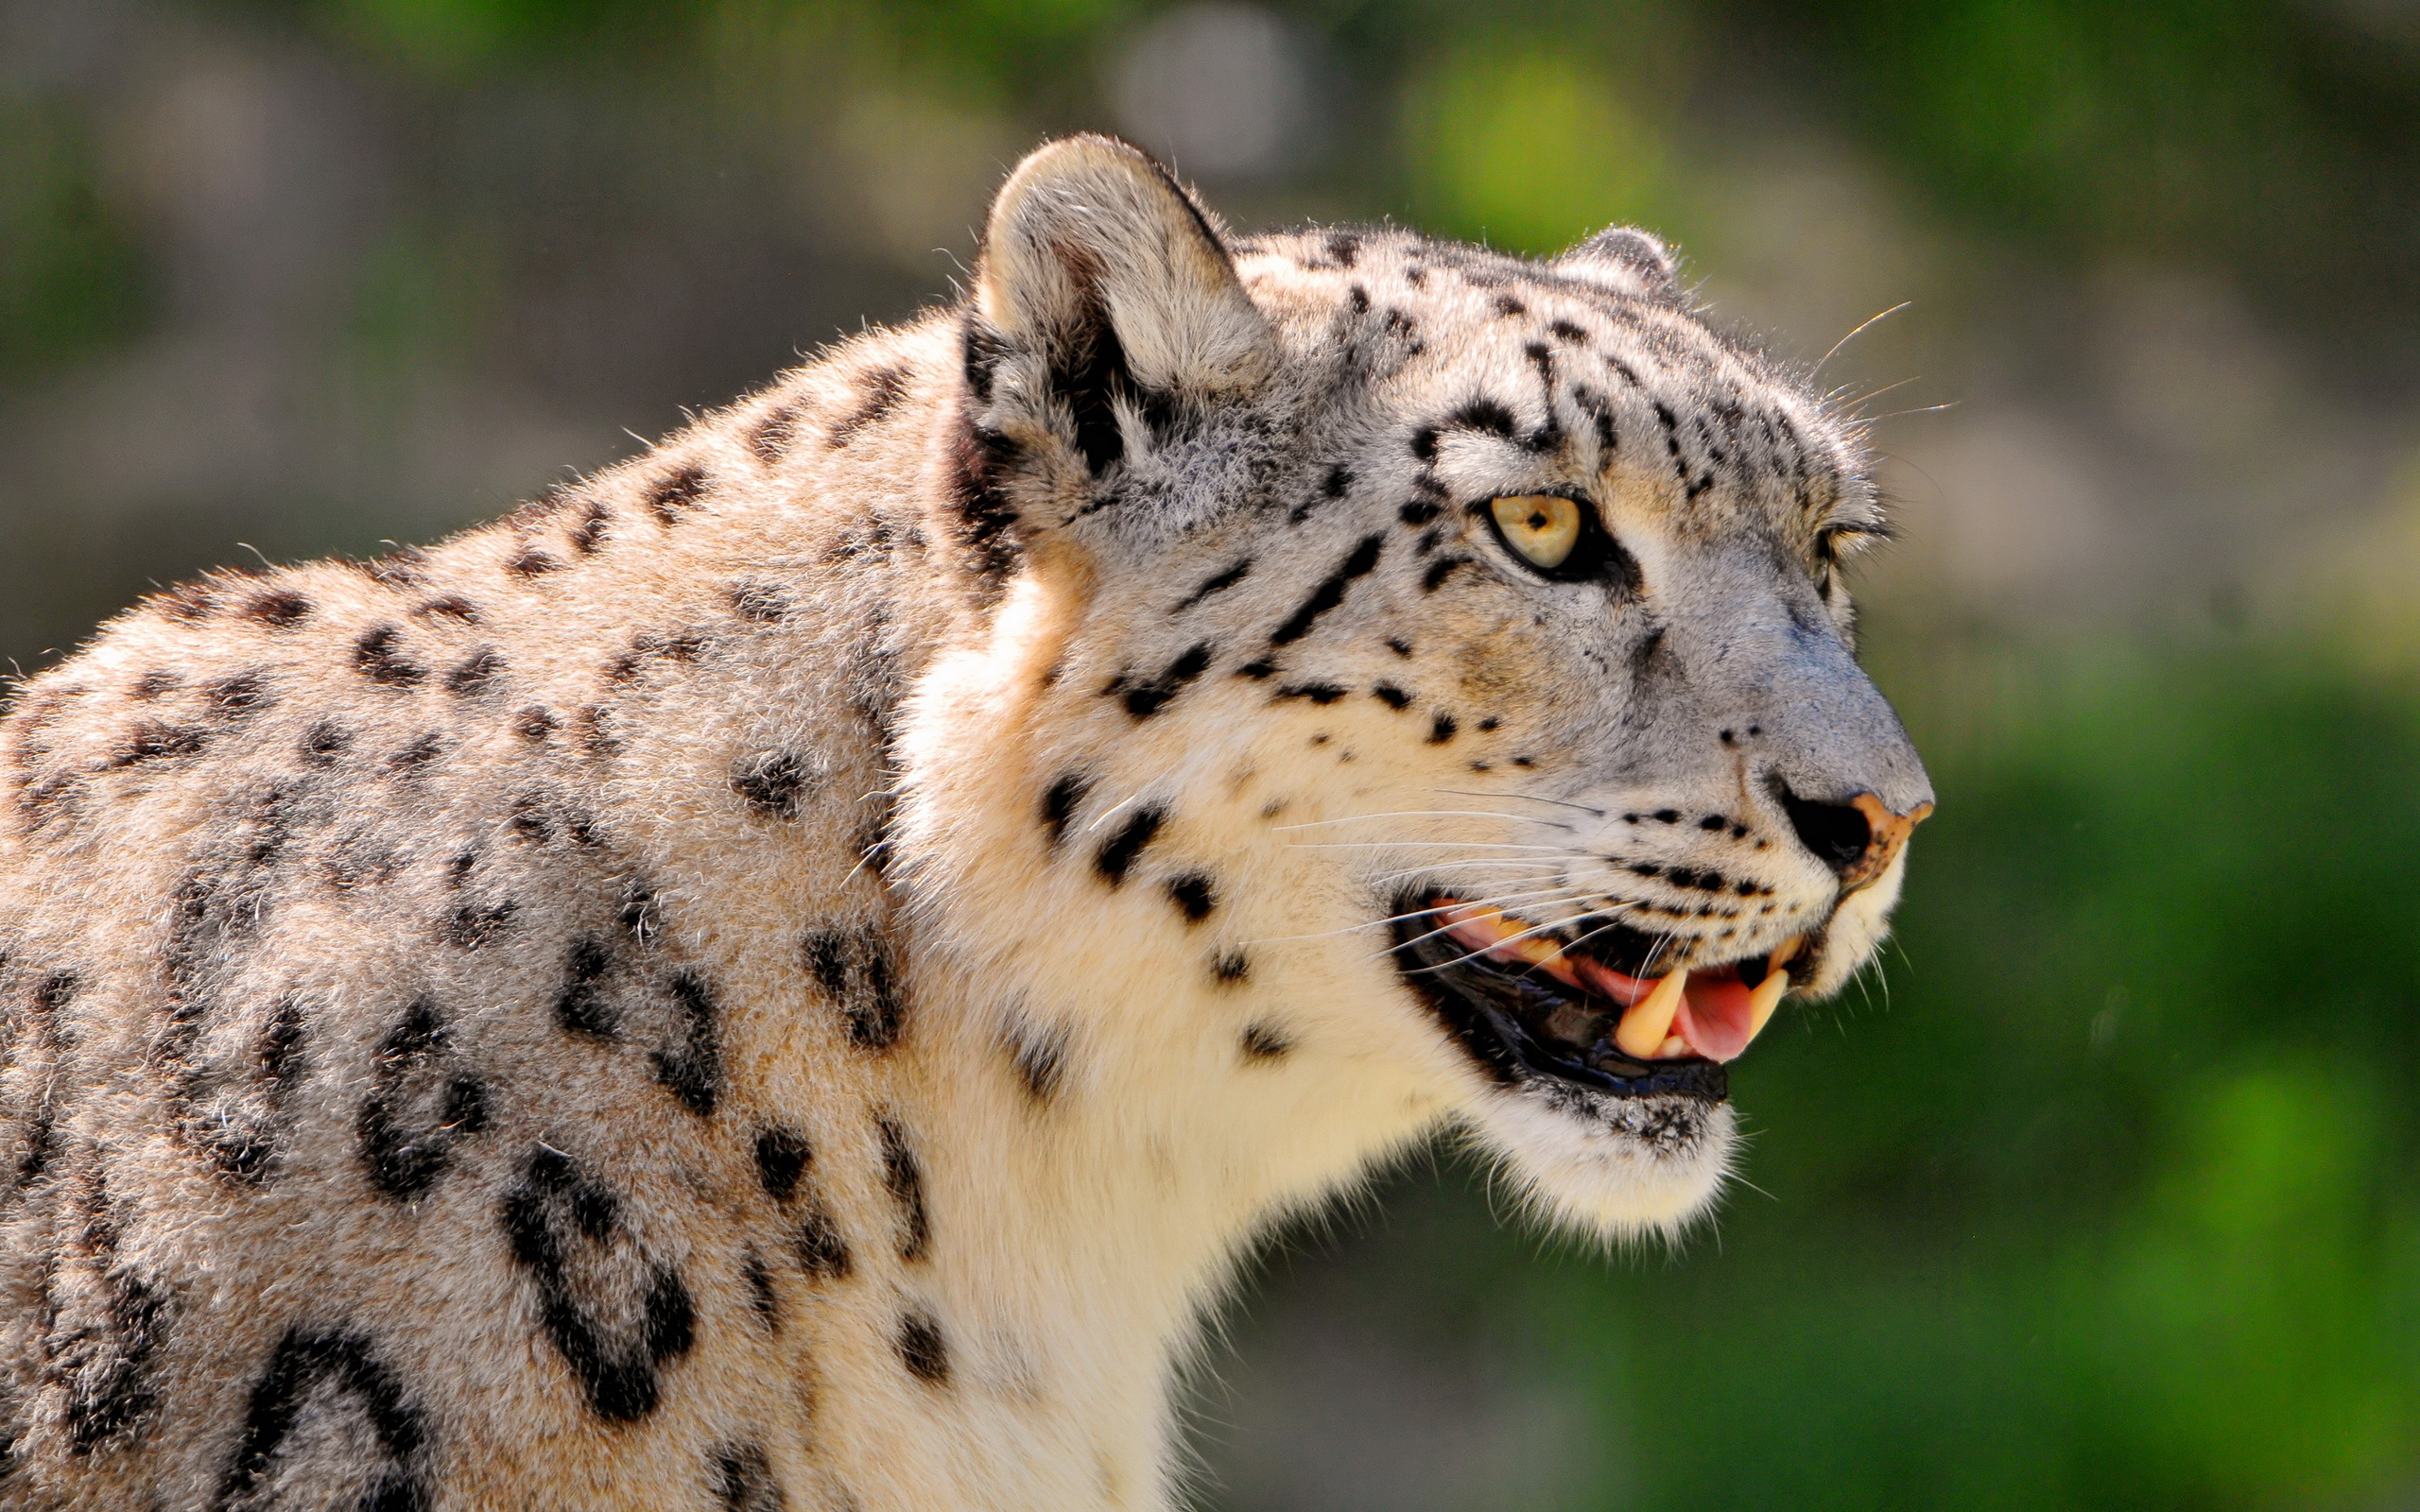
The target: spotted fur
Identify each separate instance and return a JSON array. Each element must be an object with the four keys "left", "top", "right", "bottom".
[{"left": 0, "top": 136, "right": 1927, "bottom": 1510}]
